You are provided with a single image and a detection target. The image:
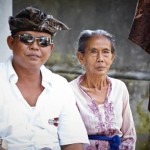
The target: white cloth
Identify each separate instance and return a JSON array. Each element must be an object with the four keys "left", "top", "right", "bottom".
[
  {"left": 70, "top": 75, "right": 136, "bottom": 150},
  {"left": 0, "top": 57, "right": 89, "bottom": 150}
]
